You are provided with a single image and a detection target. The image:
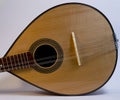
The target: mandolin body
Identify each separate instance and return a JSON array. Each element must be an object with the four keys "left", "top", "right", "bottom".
[{"left": 4, "top": 3, "right": 117, "bottom": 95}]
